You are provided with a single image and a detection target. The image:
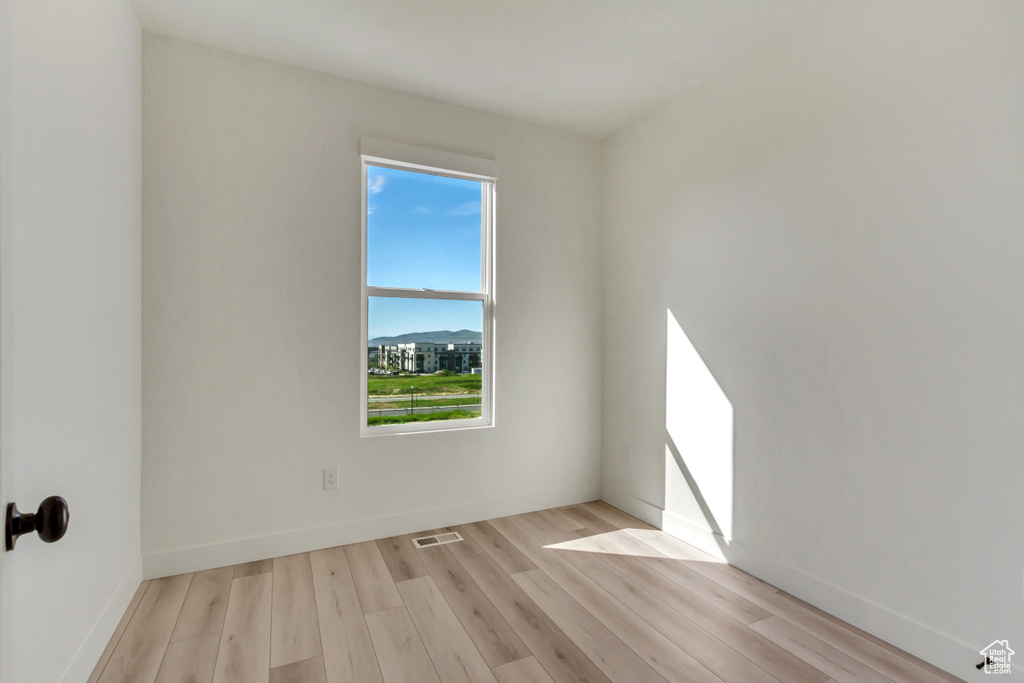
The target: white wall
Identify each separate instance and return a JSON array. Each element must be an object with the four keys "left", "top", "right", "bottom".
[
  {"left": 0, "top": 1, "right": 142, "bottom": 681},
  {"left": 141, "top": 35, "right": 603, "bottom": 576},
  {"left": 602, "top": 0, "right": 1024, "bottom": 678}
]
